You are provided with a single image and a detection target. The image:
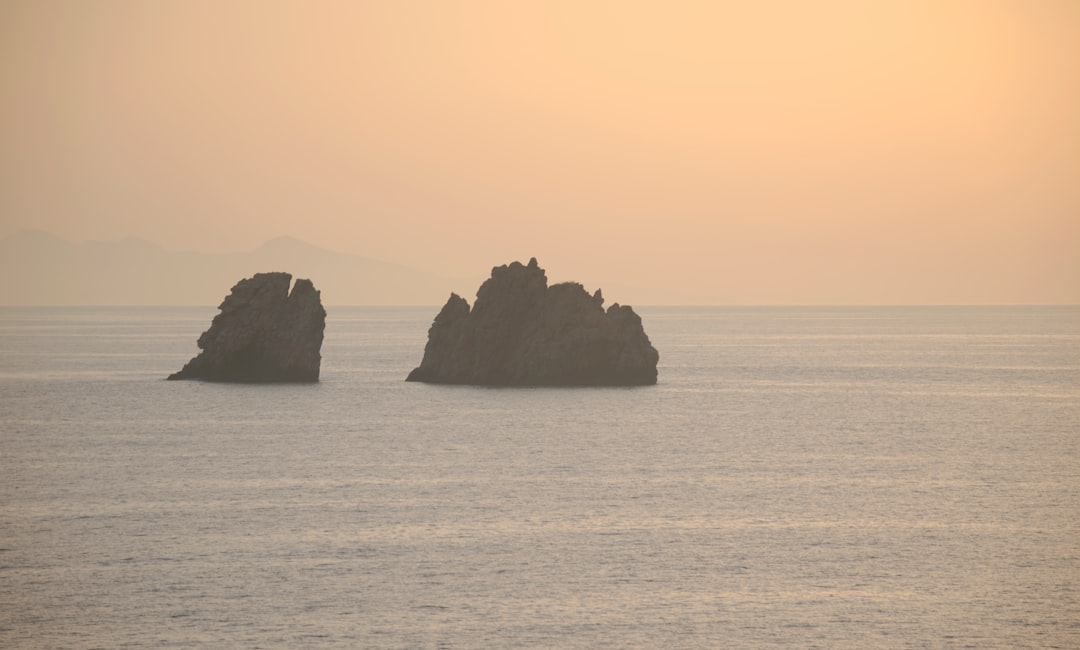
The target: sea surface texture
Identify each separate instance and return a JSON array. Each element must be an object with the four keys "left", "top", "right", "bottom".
[{"left": 1, "top": 306, "right": 1078, "bottom": 648}]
